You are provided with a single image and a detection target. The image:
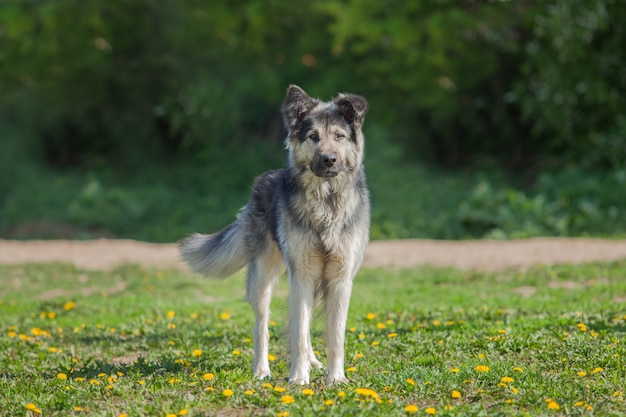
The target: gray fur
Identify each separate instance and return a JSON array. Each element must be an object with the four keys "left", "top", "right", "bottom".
[{"left": 179, "top": 85, "right": 370, "bottom": 385}]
